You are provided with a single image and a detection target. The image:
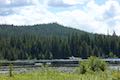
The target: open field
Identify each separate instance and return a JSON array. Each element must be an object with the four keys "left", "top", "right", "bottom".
[
  {"left": 0, "top": 68, "right": 120, "bottom": 80},
  {"left": 0, "top": 57, "right": 120, "bottom": 80}
]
